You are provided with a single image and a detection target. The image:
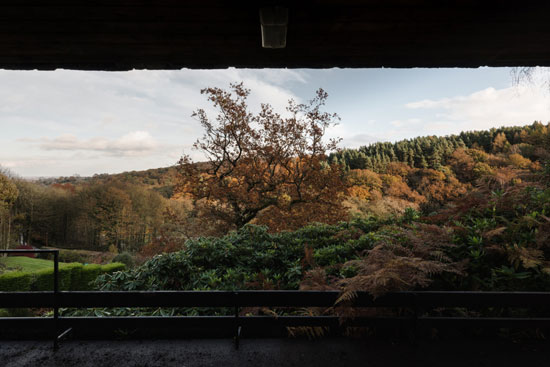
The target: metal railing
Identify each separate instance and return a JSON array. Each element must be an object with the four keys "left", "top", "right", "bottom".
[
  {"left": 0, "top": 249, "right": 61, "bottom": 349},
  {"left": 2, "top": 250, "right": 550, "bottom": 350}
]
